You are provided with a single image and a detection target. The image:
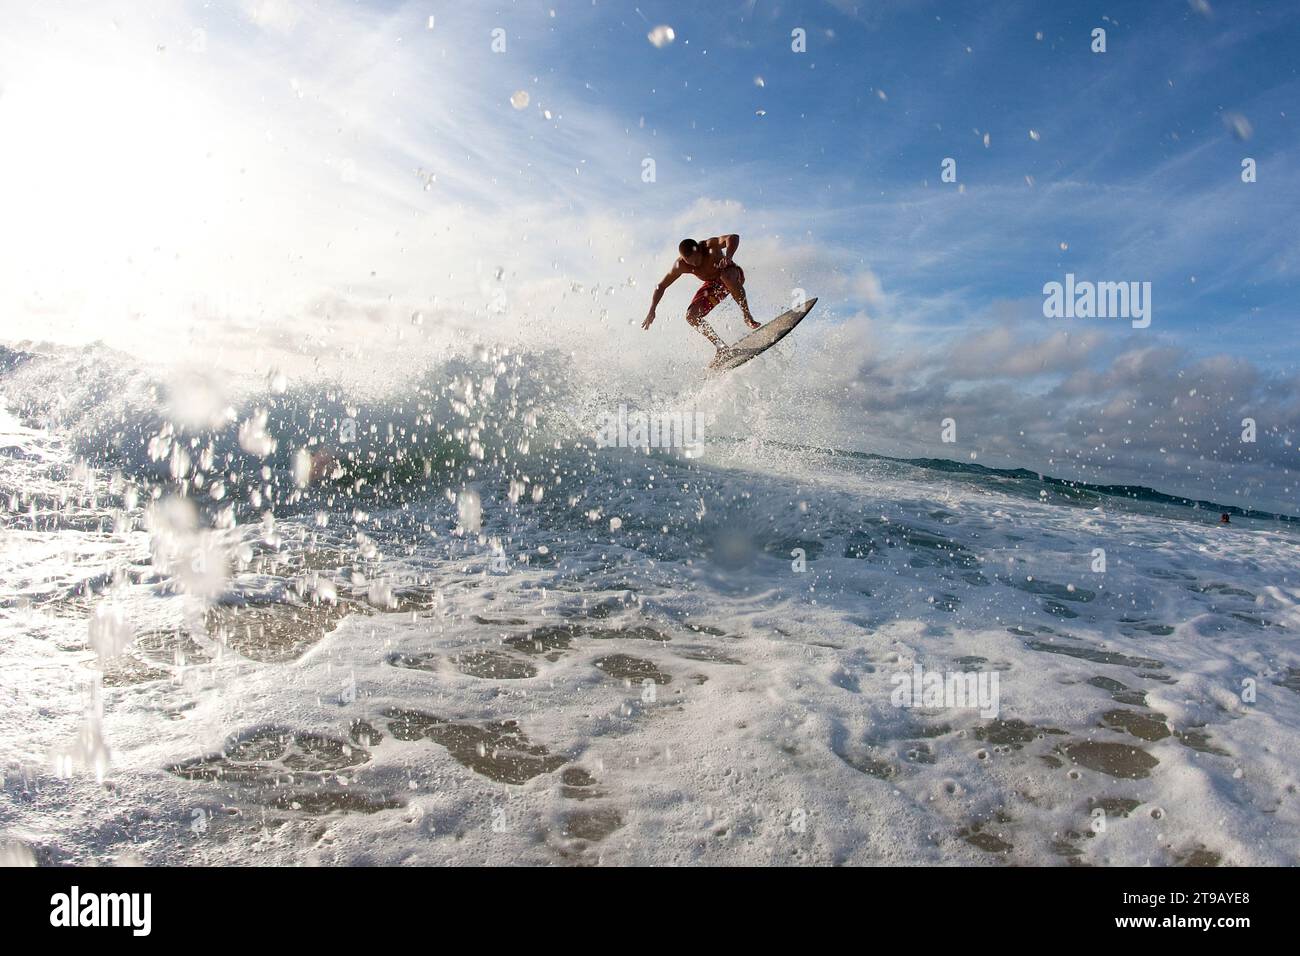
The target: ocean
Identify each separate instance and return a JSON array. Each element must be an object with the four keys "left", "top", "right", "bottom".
[{"left": 2, "top": 340, "right": 1298, "bottom": 866}]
